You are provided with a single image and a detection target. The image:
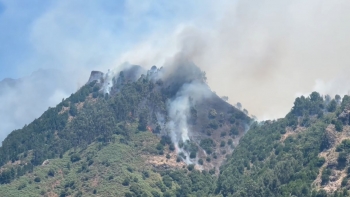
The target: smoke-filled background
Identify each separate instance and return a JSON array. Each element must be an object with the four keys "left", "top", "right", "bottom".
[{"left": 1, "top": 0, "right": 350, "bottom": 142}]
